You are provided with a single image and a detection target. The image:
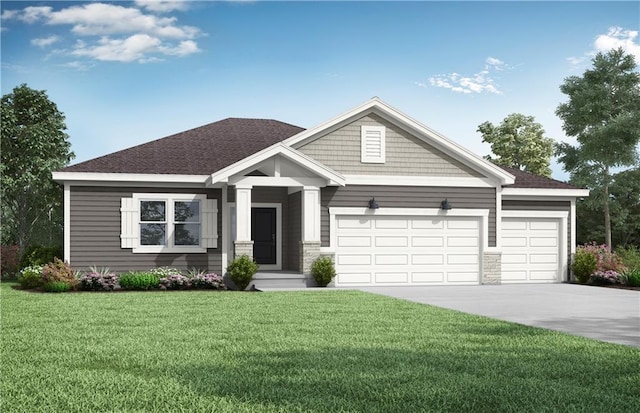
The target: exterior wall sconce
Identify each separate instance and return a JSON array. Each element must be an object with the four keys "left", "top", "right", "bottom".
[
  {"left": 440, "top": 198, "right": 452, "bottom": 210},
  {"left": 368, "top": 197, "right": 379, "bottom": 209}
]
